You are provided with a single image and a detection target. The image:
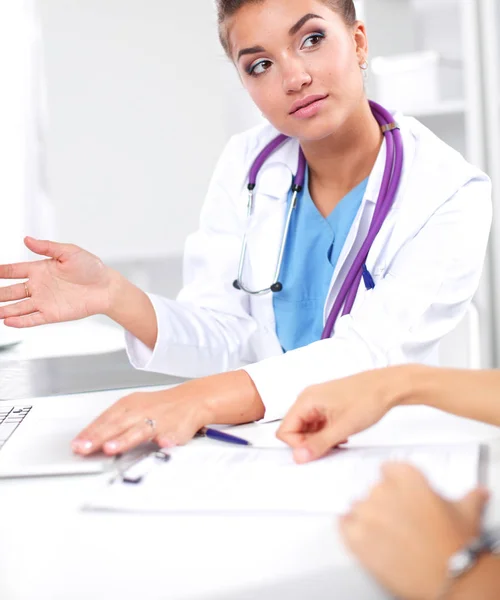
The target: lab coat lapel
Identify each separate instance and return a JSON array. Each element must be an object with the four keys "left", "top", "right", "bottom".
[{"left": 322, "top": 115, "right": 419, "bottom": 326}]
